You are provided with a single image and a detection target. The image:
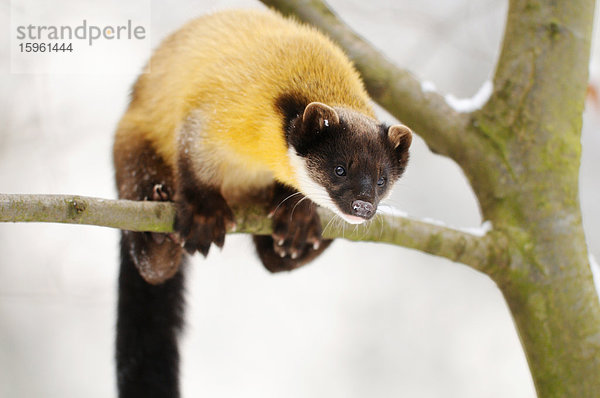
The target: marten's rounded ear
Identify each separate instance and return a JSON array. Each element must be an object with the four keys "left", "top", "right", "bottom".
[
  {"left": 388, "top": 124, "right": 413, "bottom": 150},
  {"left": 302, "top": 102, "right": 340, "bottom": 131}
]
